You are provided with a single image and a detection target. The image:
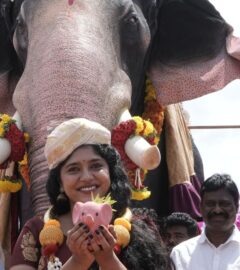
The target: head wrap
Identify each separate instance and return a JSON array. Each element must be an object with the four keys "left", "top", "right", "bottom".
[{"left": 44, "top": 118, "right": 111, "bottom": 170}]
